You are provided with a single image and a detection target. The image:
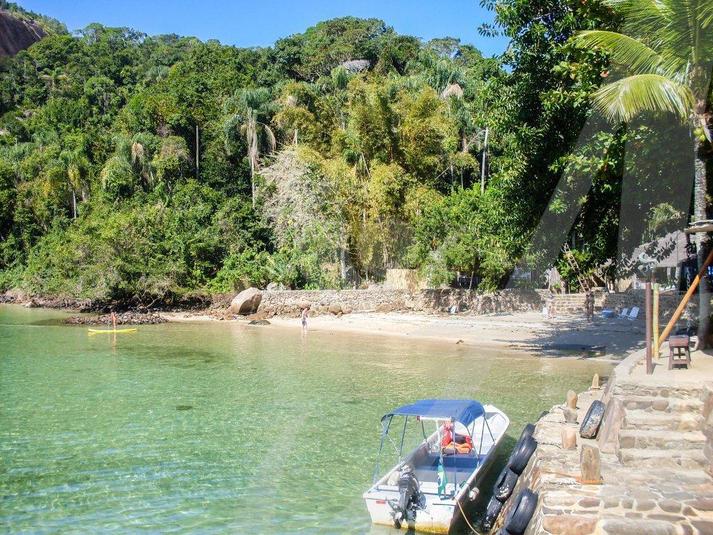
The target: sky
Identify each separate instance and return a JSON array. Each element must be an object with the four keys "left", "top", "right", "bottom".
[{"left": 19, "top": 0, "right": 509, "bottom": 57}]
